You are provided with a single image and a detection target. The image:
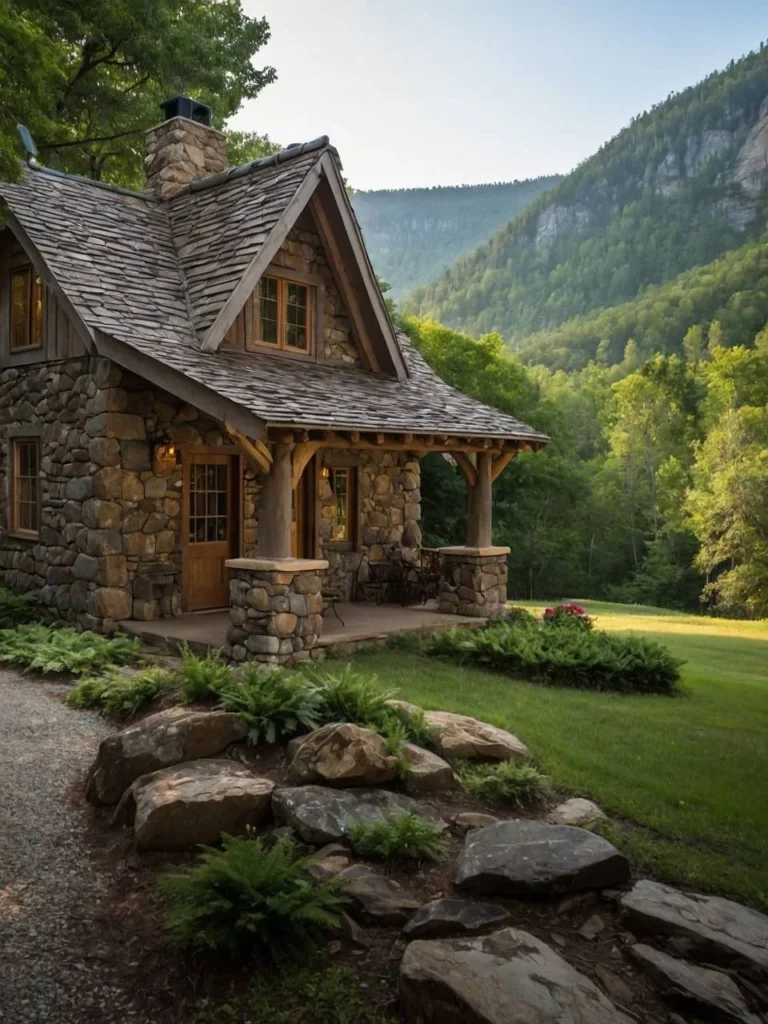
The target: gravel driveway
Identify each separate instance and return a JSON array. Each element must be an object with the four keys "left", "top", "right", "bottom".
[{"left": 0, "top": 670, "right": 150, "bottom": 1023}]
